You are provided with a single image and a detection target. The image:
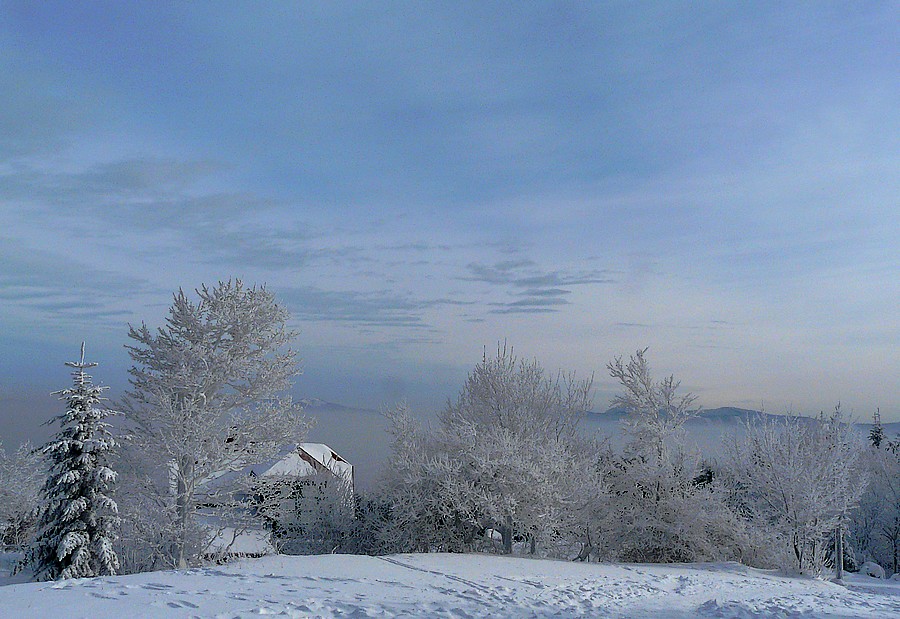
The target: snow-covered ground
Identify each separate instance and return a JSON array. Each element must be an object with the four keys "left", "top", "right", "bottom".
[{"left": 1, "top": 552, "right": 898, "bottom": 618}]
